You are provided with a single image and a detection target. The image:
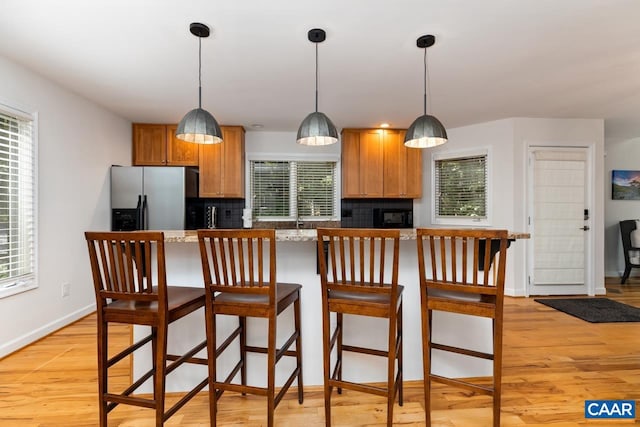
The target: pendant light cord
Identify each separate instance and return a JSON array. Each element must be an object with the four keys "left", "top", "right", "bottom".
[
  {"left": 198, "top": 35, "right": 202, "bottom": 109},
  {"left": 315, "top": 42, "right": 319, "bottom": 113},
  {"left": 423, "top": 47, "right": 428, "bottom": 116}
]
